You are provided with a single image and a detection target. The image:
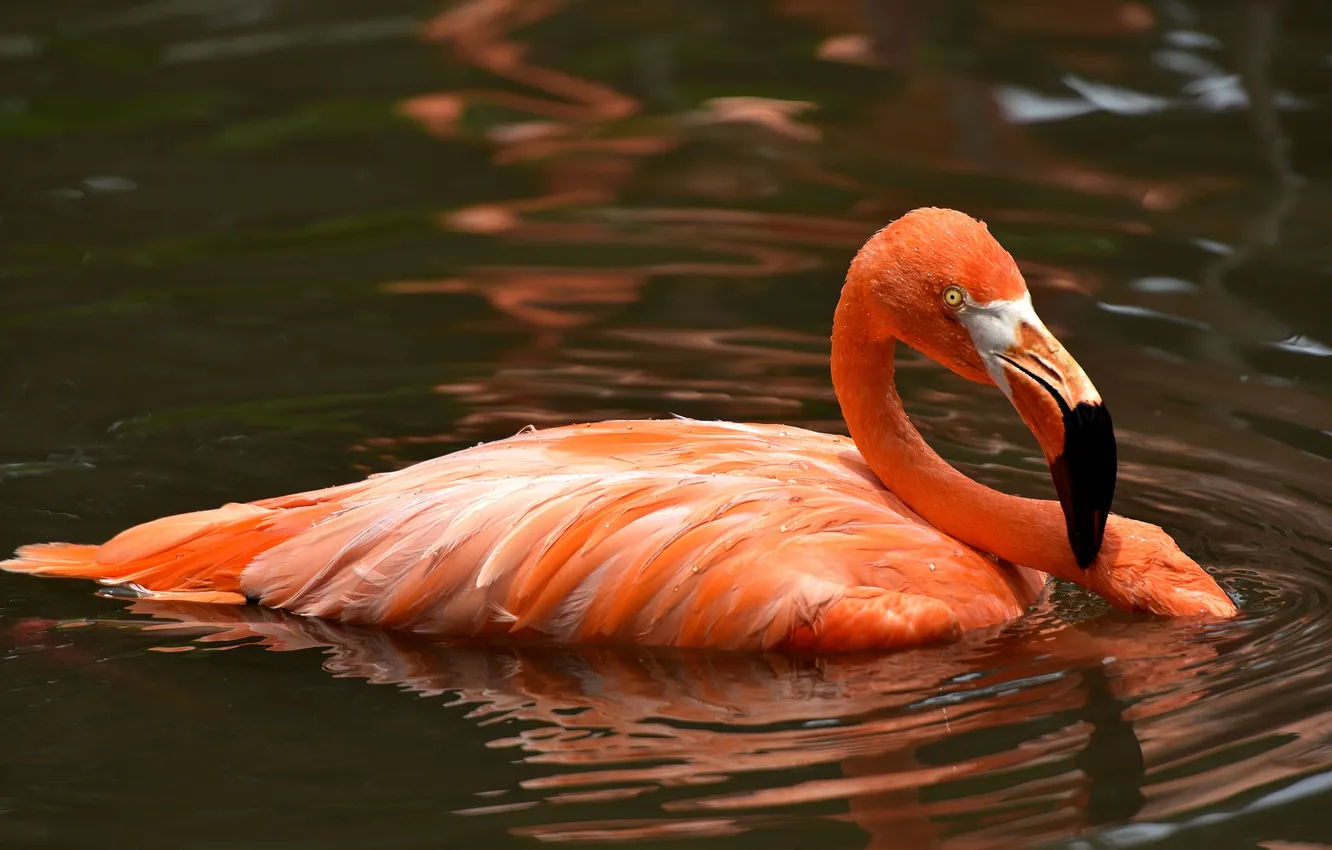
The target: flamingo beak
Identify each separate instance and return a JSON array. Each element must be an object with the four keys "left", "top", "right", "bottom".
[
  {"left": 996, "top": 323, "right": 1116, "bottom": 568},
  {"left": 963, "top": 295, "right": 1117, "bottom": 567}
]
